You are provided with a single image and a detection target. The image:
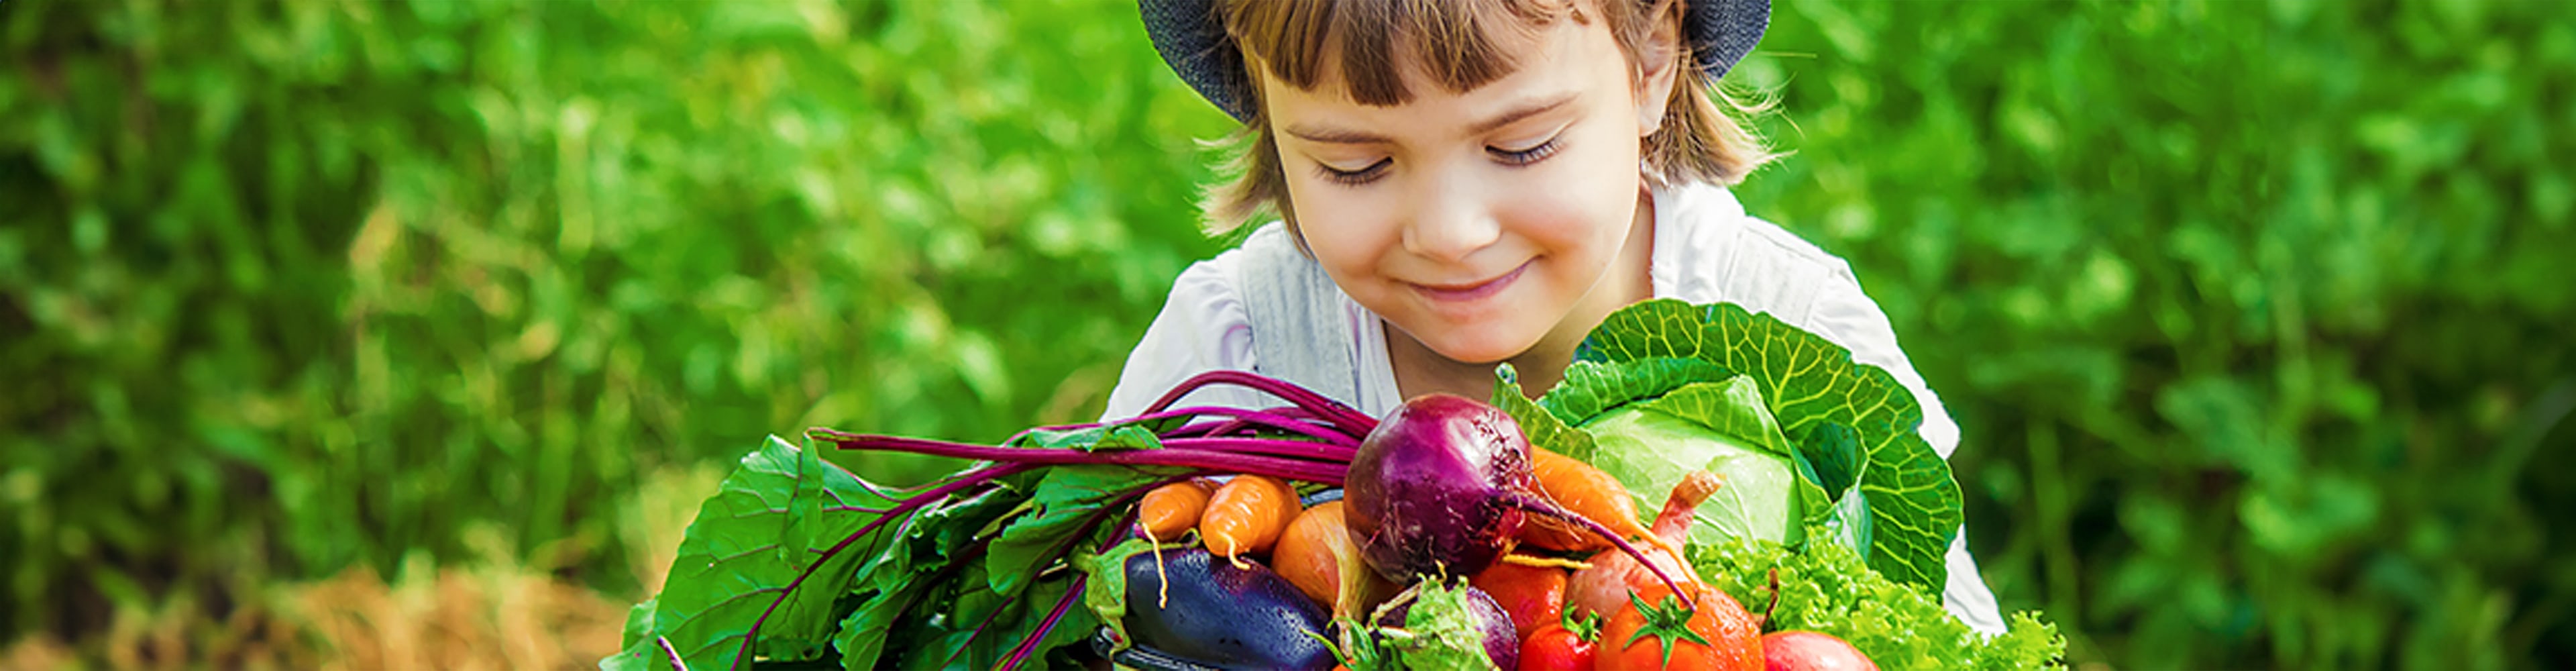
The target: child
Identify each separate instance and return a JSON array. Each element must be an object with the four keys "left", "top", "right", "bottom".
[{"left": 1109, "top": 0, "right": 2008, "bottom": 633}]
